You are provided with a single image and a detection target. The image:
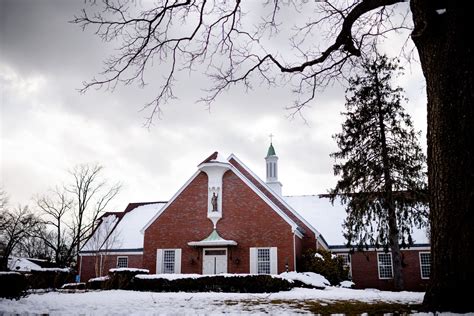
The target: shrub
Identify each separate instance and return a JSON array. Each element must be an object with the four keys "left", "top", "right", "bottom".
[
  {"left": 300, "top": 249, "right": 349, "bottom": 285},
  {"left": 28, "top": 269, "right": 75, "bottom": 289},
  {"left": 87, "top": 276, "right": 109, "bottom": 290},
  {"left": 131, "top": 275, "right": 300, "bottom": 293},
  {"left": 0, "top": 272, "right": 28, "bottom": 299},
  {"left": 105, "top": 269, "right": 149, "bottom": 290}
]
